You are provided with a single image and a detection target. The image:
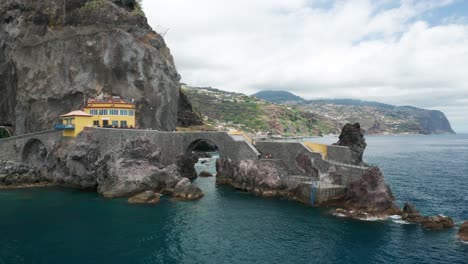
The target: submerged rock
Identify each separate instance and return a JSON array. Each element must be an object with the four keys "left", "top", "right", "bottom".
[
  {"left": 198, "top": 171, "right": 213, "bottom": 177},
  {"left": 341, "top": 167, "right": 400, "bottom": 216},
  {"left": 128, "top": 191, "right": 160, "bottom": 205},
  {"left": 459, "top": 221, "right": 468, "bottom": 241},
  {"left": 333, "top": 123, "right": 367, "bottom": 165},
  {"left": 172, "top": 178, "right": 204, "bottom": 201}
]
